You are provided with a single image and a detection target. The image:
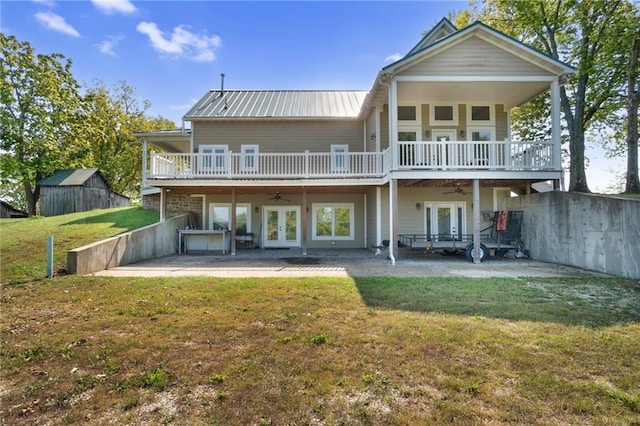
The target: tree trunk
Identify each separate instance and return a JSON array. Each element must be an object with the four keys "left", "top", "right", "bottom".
[
  {"left": 24, "top": 180, "right": 37, "bottom": 216},
  {"left": 625, "top": 27, "right": 640, "bottom": 194},
  {"left": 568, "top": 124, "right": 591, "bottom": 192}
]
